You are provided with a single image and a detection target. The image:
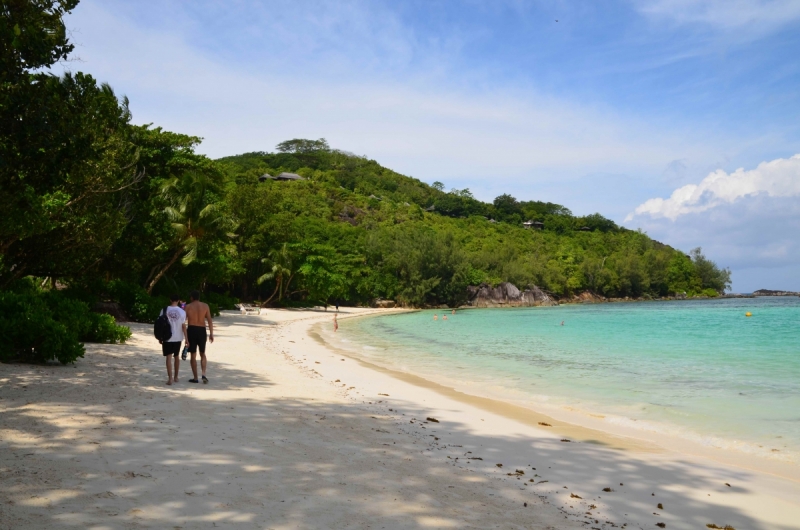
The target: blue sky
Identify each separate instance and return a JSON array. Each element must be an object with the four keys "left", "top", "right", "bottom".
[{"left": 59, "top": 0, "right": 800, "bottom": 291}]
